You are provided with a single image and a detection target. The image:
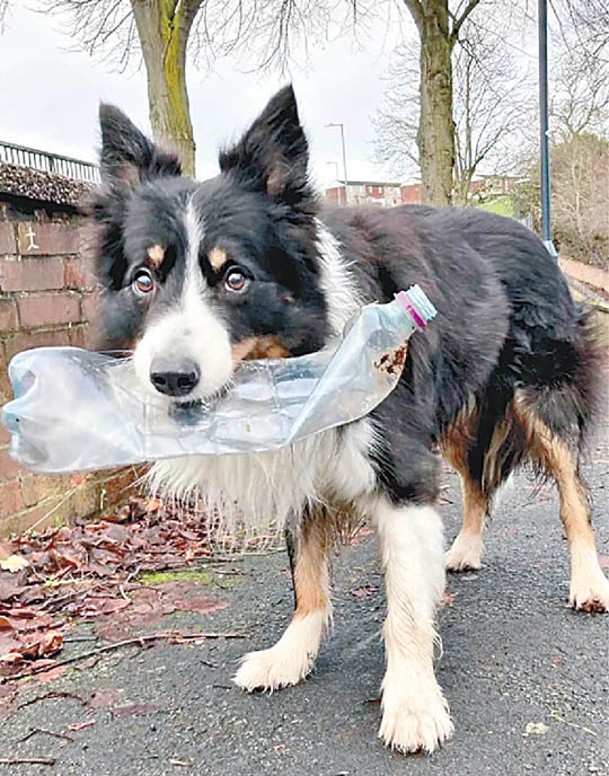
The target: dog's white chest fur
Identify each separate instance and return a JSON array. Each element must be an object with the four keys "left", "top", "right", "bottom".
[{"left": 148, "top": 420, "right": 377, "bottom": 531}]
